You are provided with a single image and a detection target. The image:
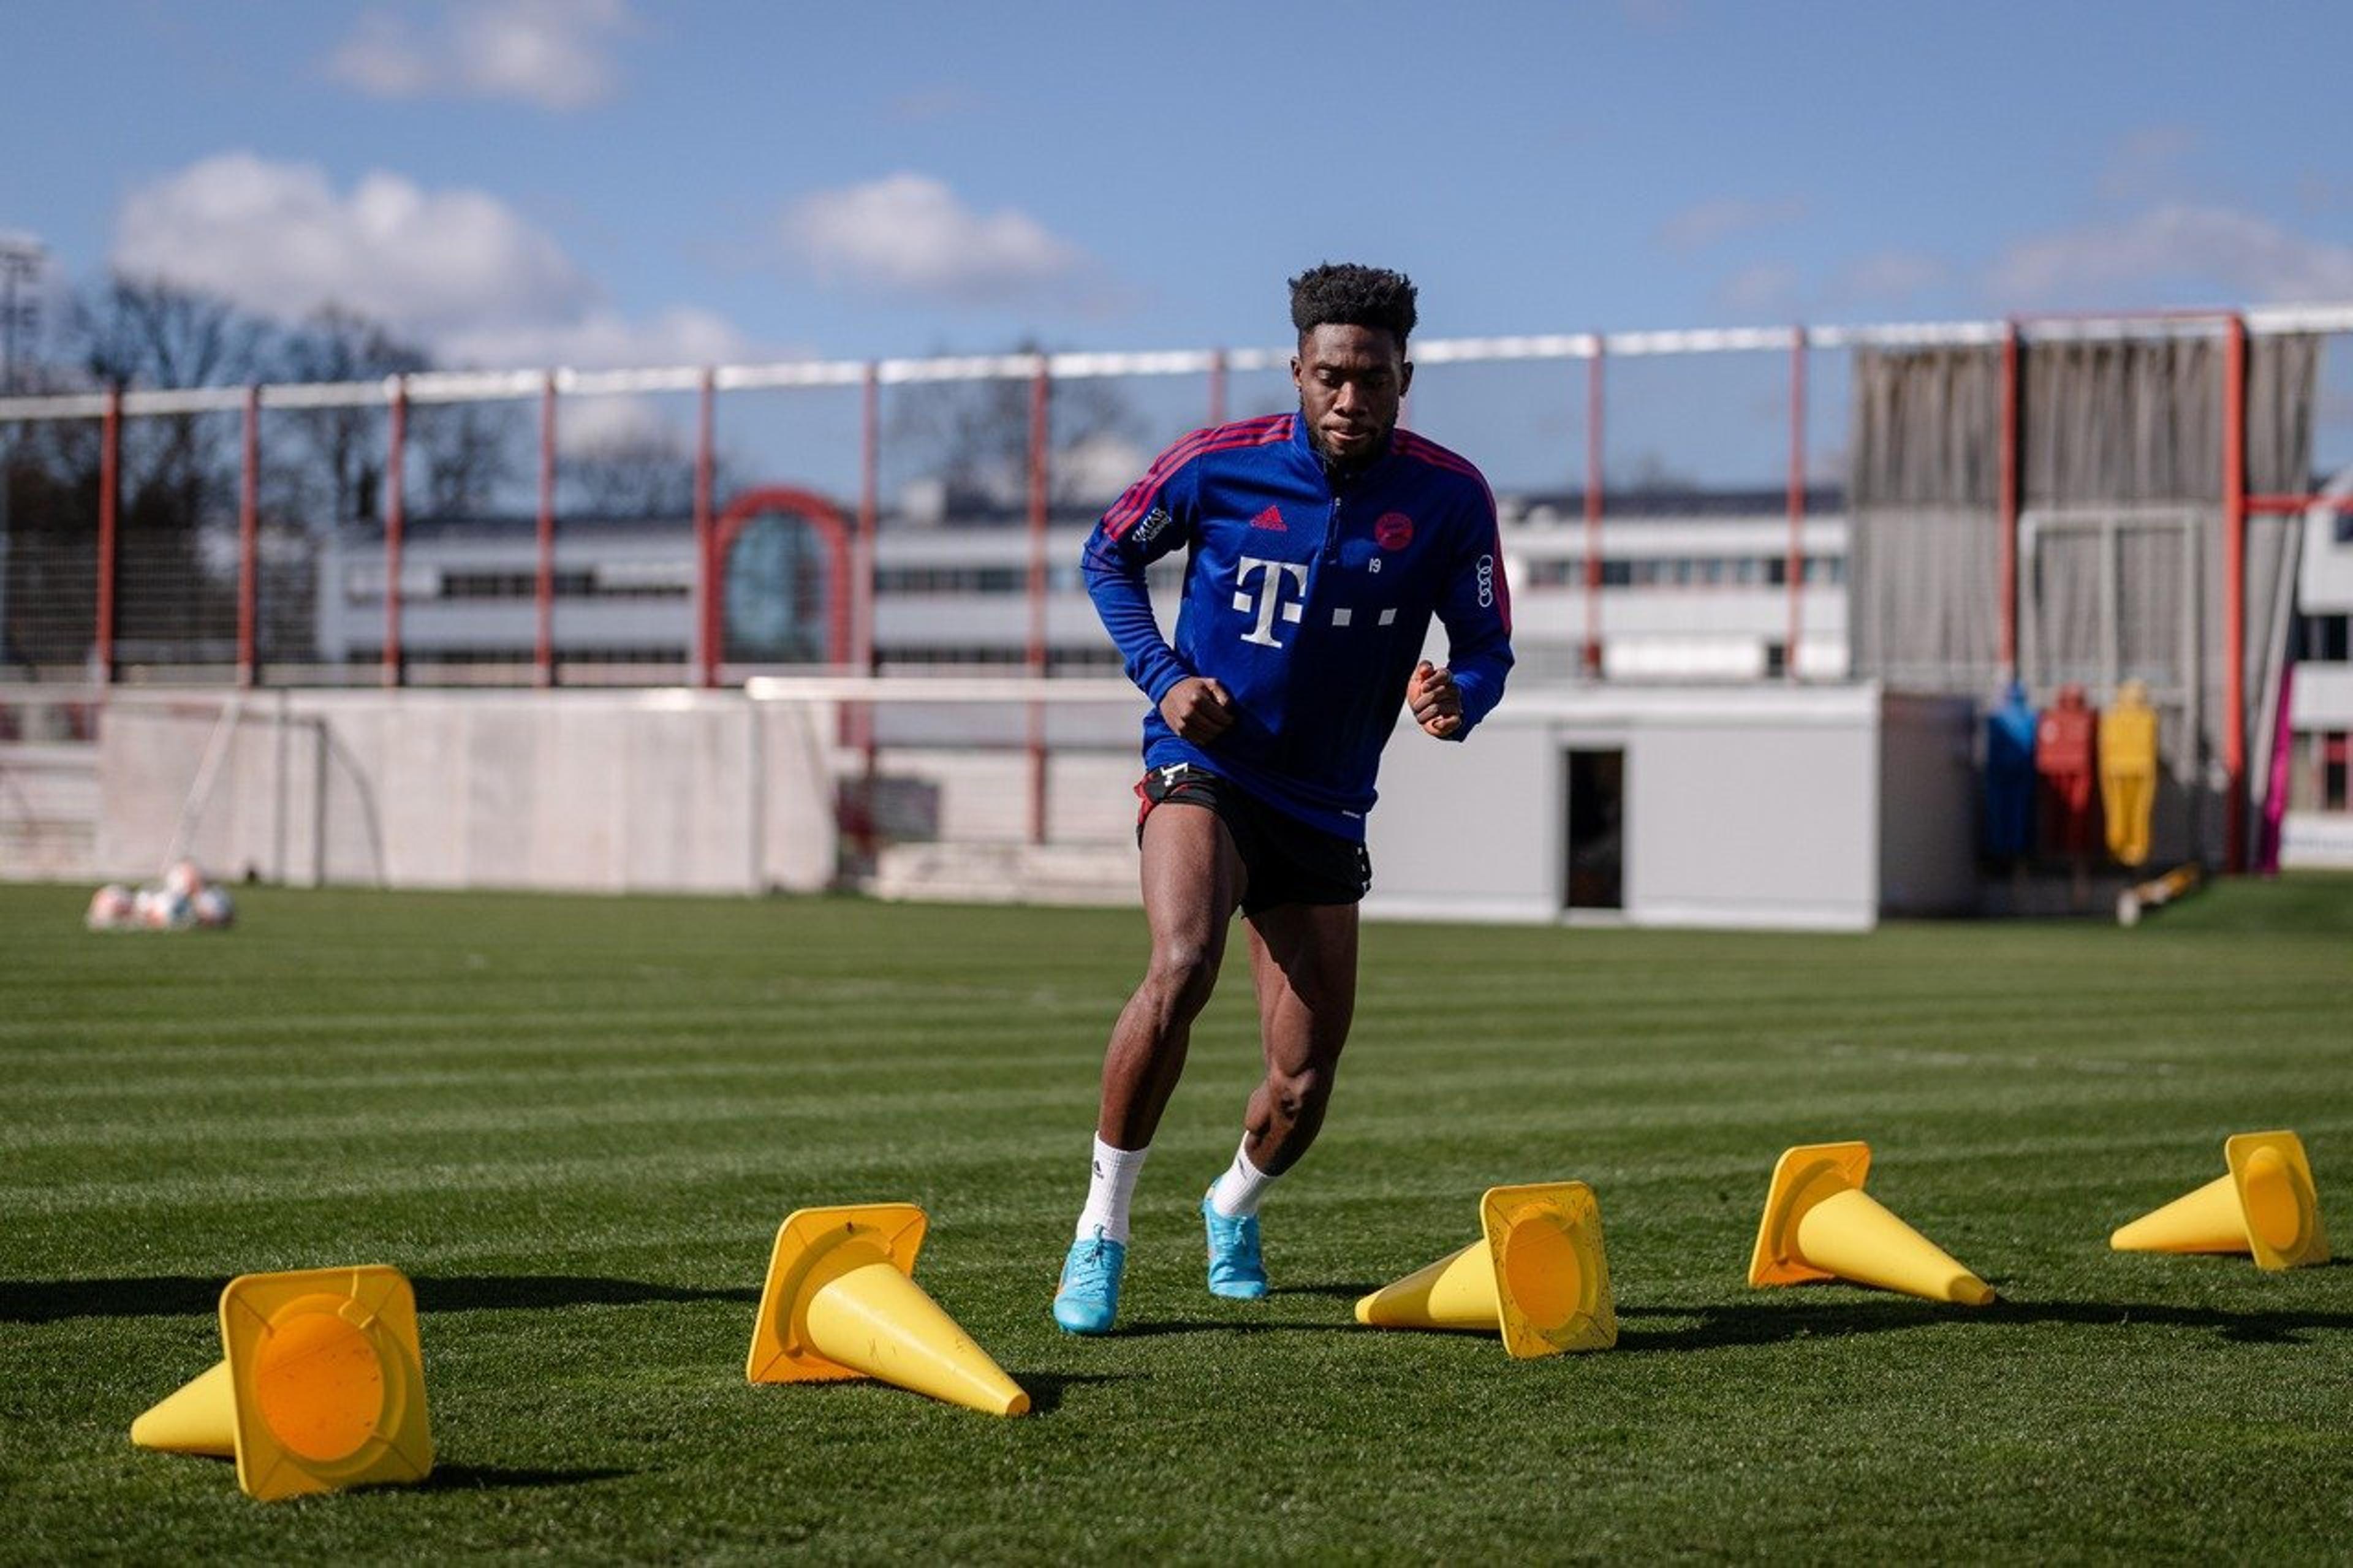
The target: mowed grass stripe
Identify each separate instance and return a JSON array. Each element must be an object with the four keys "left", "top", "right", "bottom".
[
  {"left": 2, "top": 877, "right": 2349, "bottom": 1562},
  {"left": 0, "top": 1026, "right": 2287, "bottom": 1149}
]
